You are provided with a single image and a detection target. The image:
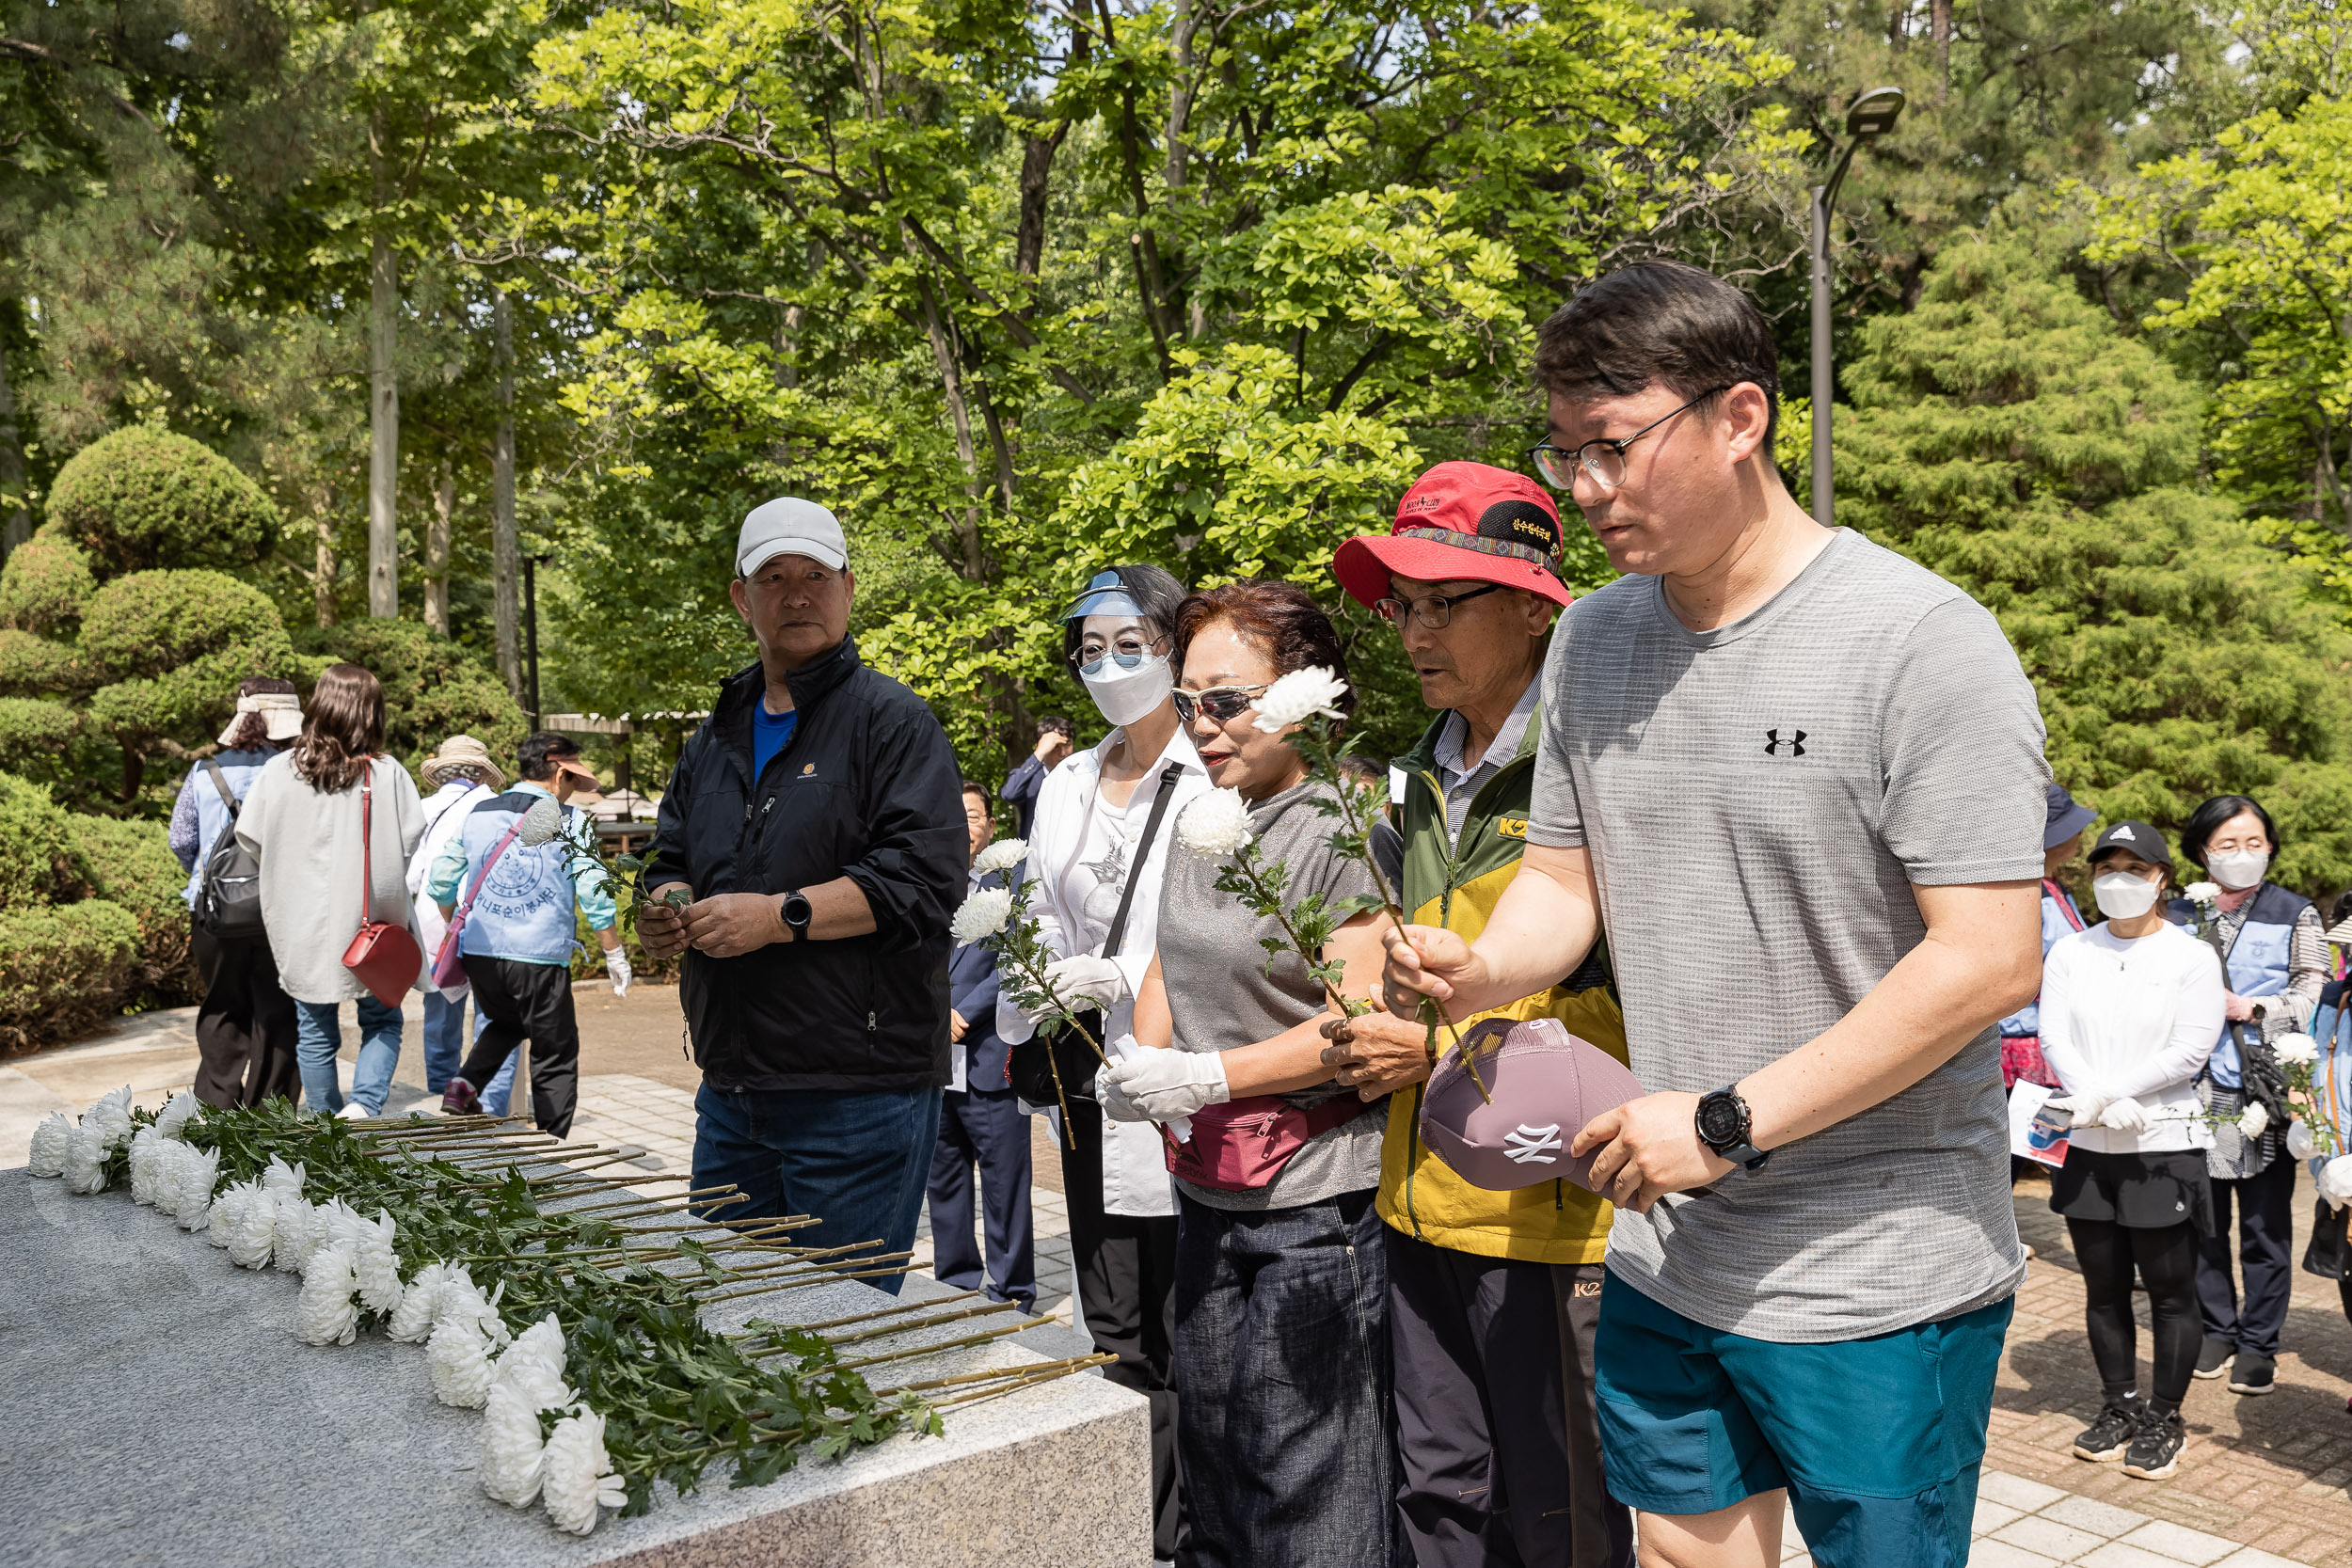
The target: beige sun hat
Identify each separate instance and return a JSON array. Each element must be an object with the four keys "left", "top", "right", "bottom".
[
  {"left": 215, "top": 691, "right": 304, "bottom": 747},
  {"left": 420, "top": 734, "right": 508, "bottom": 790}
]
